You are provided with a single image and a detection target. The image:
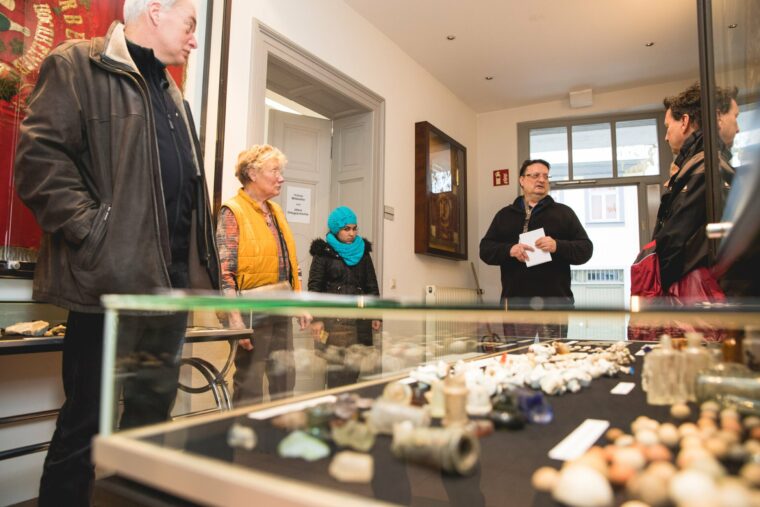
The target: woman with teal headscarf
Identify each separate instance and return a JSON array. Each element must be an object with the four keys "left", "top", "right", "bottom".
[{"left": 308, "top": 206, "right": 380, "bottom": 387}]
